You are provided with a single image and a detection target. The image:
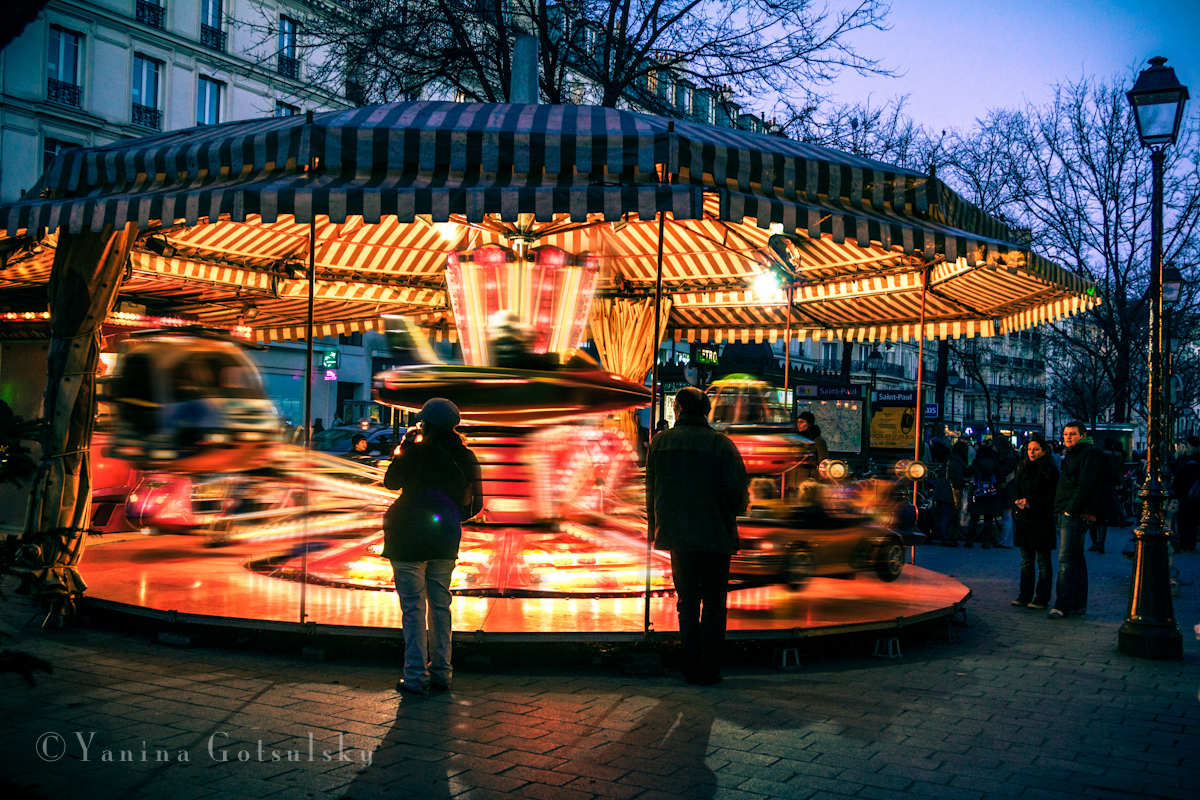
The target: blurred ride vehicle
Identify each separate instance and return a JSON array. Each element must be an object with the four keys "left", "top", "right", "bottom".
[
  {"left": 729, "top": 477, "right": 906, "bottom": 590},
  {"left": 102, "top": 327, "right": 279, "bottom": 472}
]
